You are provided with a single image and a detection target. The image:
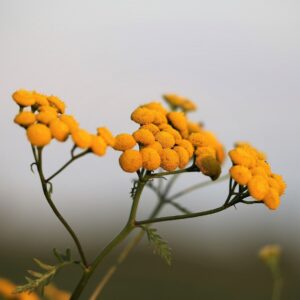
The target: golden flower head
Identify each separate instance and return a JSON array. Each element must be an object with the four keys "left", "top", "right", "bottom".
[
  {"left": 181, "top": 99, "right": 197, "bottom": 112},
  {"left": 187, "top": 121, "right": 203, "bottom": 133},
  {"left": 119, "top": 149, "right": 142, "bottom": 173},
  {"left": 163, "top": 93, "right": 185, "bottom": 107},
  {"left": 113, "top": 133, "right": 136, "bottom": 151},
  {"left": 196, "top": 156, "right": 221, "bottom": 181},
  {"left": 91, "top": 135, "right": 107, "bottom": 156},
  {"left": 47, "top": 95, "right": 66, "bottom": 113},
  {"left": 146, "top": 141, "right": 163, "bottom": 155},
  {"left": 141, "top": 123, "right": 160, "bottom": 135},
  {"left": 32, "top": 91, "right": 49, "bottom": 106},
  {"left": 159, "top": 125, "right": 182, "bottom": 144},
  {"left": 247, "top": 175, "right": 269, "bottom": 201},
  {"left": 177, "top": 139, "right": 194, "bottom": 158},
  {"left": 14, "top": 111, "right": 36, "bottom": 127},
  {"left": 173, "top": 146, "right": 189, "bottom": 169},
  {"left": 39, "top": 105, "right": 58, "bottom": 114},
  {"left": 143, "top": 102, "right": 168, "bottom": 115},
  {"left": 229, "top": 147, "right": 256, "bottom": 168},
  {"left": 60, "top": 114, "right": 79, "bottom": 133},
  {"left": 230, "top": 165, "right": 252, "bottom": 185},
  {"left": 155, "top": 131, "right": 175, "bottom": 149},
  {"left": 153, "top": 111, "right": 168, "bottom": 125},
  {"left": 160, "top": 148, "right": 179, "bottom": 171},
  {"left": 271, "top": 174, "right": 286, "bottom": 196},
  {"left": 140, "top": 147, "right": 161, "bottom": 170},
  {"left": 97, "top": 127, "right": 115, "bottom": 147},
  {"left": 133, "top": 128, "right": 155, "bottom": 145},
  {"left": 167, "top": 112, "right": 188, "bottom": 131},
  {"left": 26, "top": 123, "right": 52, "bottom": 147},
  {"left": 36, "top": 110, "right": 58, "bottom": 125},
  {"left": 12, "top": 89, "right": 35, "bottom": 107},
  {"left": 131, "top": 107, "right": 156, "bottom": 125},
  {"left": 72, "top": 129, "right": 92, "bottom": 149},
  {"left": 49, "top": 119, "right": 70, "bottom": 142},
  {"left": 195, "top": 146, "right": 216, "bottom": 159},
  {"left": 263, "top": 188, "right": 280, "bottom": 210}
]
